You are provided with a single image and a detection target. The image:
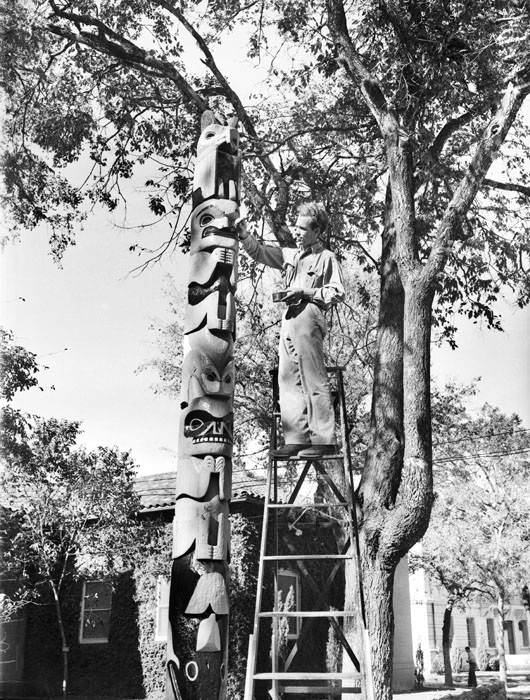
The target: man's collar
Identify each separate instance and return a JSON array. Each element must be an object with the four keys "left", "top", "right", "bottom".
[{"left": 300, "top": 240, "right": 324, "bottom": 256}]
